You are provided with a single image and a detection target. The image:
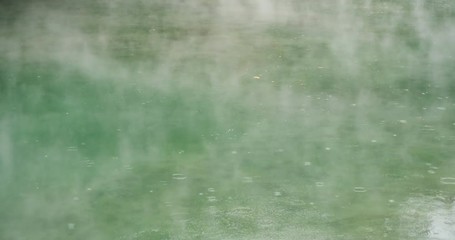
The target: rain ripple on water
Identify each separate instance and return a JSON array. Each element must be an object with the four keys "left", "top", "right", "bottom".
[{"left": 440, "top": 177, "right": 455, "bottom": 185}]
